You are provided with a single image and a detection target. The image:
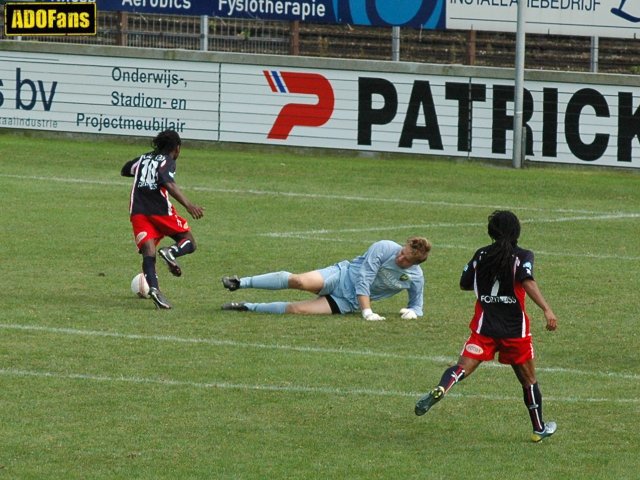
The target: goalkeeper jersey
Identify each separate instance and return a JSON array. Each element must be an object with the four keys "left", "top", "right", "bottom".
[{"left": 325, "top": 240, "right": 425, "bottom": 316}]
